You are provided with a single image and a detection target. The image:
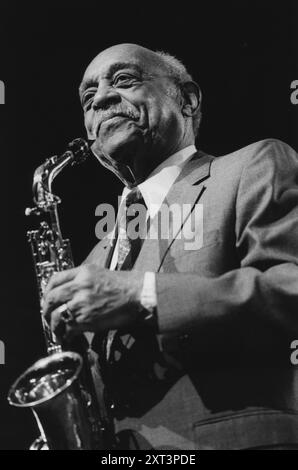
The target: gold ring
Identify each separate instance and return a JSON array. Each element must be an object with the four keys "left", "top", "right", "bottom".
[{"left": 57, "top": 303, "right": 75, "bottom": 324}]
